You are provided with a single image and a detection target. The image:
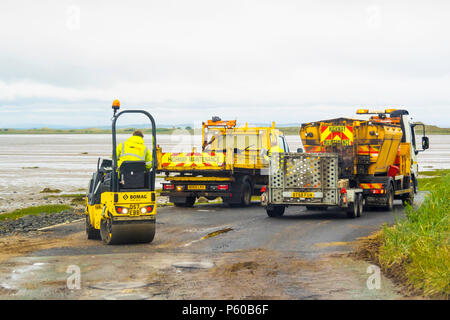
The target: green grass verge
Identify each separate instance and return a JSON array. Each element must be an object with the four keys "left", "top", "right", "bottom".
[
  {"left": 377, "top": 170, "right": 450, "bottom": 297},
  {"left": 0, "top": 204, "right": 73, "bottom": 221}
]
